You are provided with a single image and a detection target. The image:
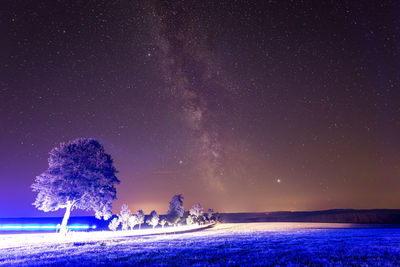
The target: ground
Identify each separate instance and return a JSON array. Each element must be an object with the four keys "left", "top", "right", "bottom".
[{"left": 1, "top": 223, "right": 400, "bottom": 266}]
